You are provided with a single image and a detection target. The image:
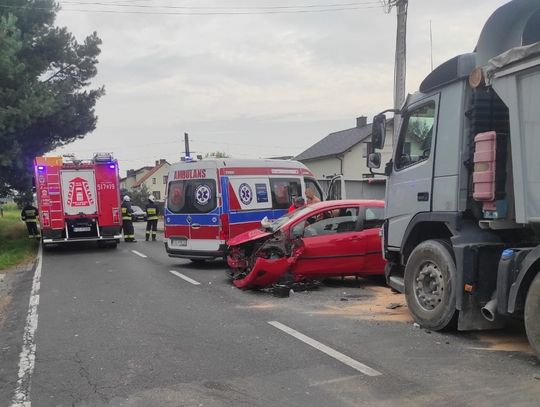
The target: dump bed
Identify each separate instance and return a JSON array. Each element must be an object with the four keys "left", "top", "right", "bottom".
[{"left": 486, "top": 42, "right": 540, "bottom": 224}]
